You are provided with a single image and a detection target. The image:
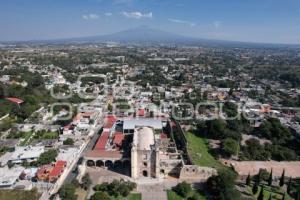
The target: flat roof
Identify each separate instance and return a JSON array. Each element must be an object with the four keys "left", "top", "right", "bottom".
[
  {"left": 10, "top": 146, "right": 45, "bottom": 162},
  {"left": 123, "top": 119, "right": 163, "bottom": 130},
  {"left": 0, "top": 166, "right": 24, "bottom": 187}
]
